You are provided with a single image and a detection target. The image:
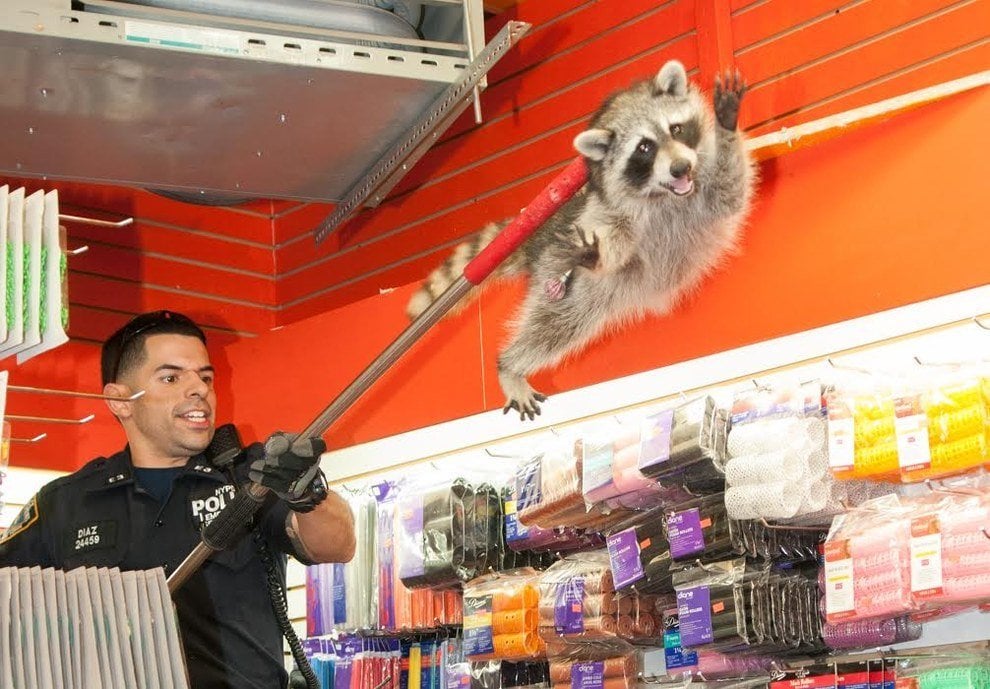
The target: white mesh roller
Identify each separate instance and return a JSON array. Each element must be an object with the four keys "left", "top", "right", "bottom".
[
  {"left": 806, "top": 450, "right": 829, "bottom": 481},
  {"left": 801, "top": 479, "right": 829, "bottom": 513},
  {"left": 725, "top": 448, "right": 807, "bottom": 485},
  {"left": 725, "top": 482, "right": 803, "bottom": 520},
  {"left": 727, "top": 417, "right": 805, "bottom": 457}
]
